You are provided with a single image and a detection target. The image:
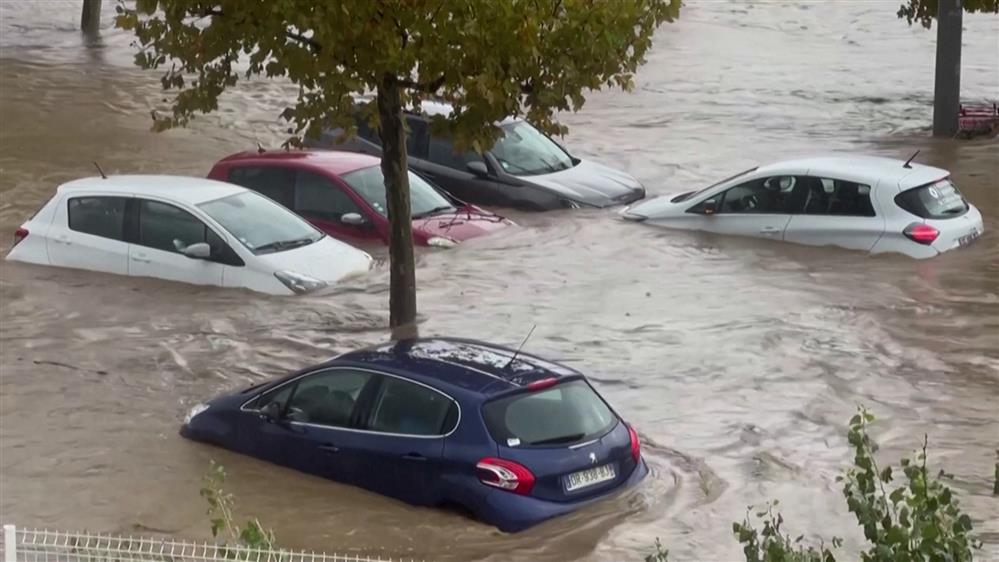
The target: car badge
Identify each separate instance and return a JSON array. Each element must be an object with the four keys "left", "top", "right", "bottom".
[
  {"left": 589, "top": 452, "right": 597, "bottom": 464},
  {"left": 507, "top": 438, "right": 521, "bottom": 447}
]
